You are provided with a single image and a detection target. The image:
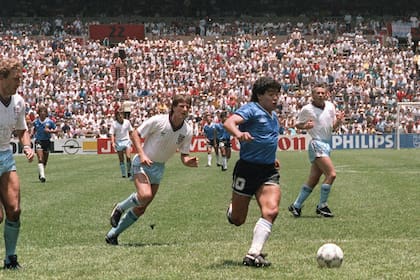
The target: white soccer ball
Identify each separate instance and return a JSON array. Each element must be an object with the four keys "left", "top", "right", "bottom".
[{"left": 316, "top": 243, "right": 344, "bottom": 268}]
